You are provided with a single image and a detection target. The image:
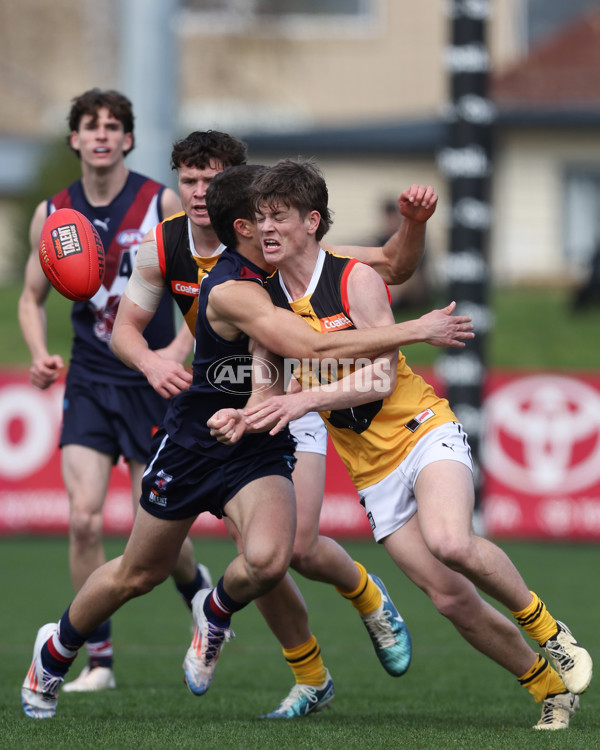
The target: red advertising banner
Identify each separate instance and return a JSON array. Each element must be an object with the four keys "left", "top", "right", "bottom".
[
  {"left": 0, "top": 370, "right": 366, "bottom": 539},
  {"left": 481, "top": 371, "right": 600, "bottom": 541},
  {"left": 1, "top": 369, "right": 599, "bottom": 540}
]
